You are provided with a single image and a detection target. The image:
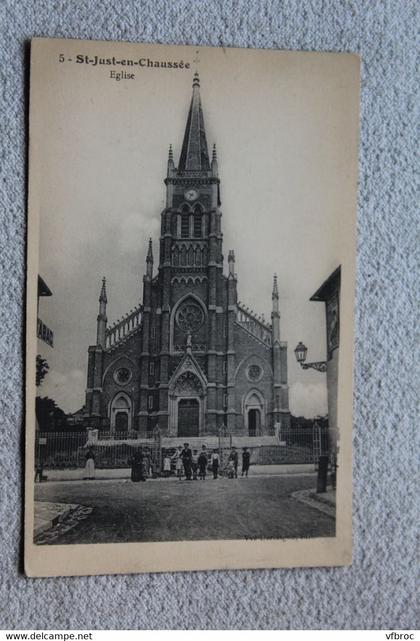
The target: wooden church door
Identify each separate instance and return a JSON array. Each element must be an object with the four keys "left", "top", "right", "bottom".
[{"left": 177, "top": 398, "right": 199, "bottom": 437}]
